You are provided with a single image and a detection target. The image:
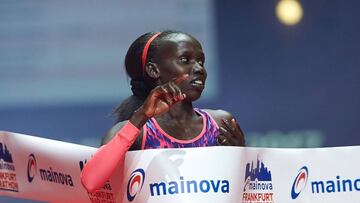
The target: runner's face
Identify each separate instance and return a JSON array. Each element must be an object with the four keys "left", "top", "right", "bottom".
[{"left": 156, "top": 33, "right": 207, "bottom": 101}]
